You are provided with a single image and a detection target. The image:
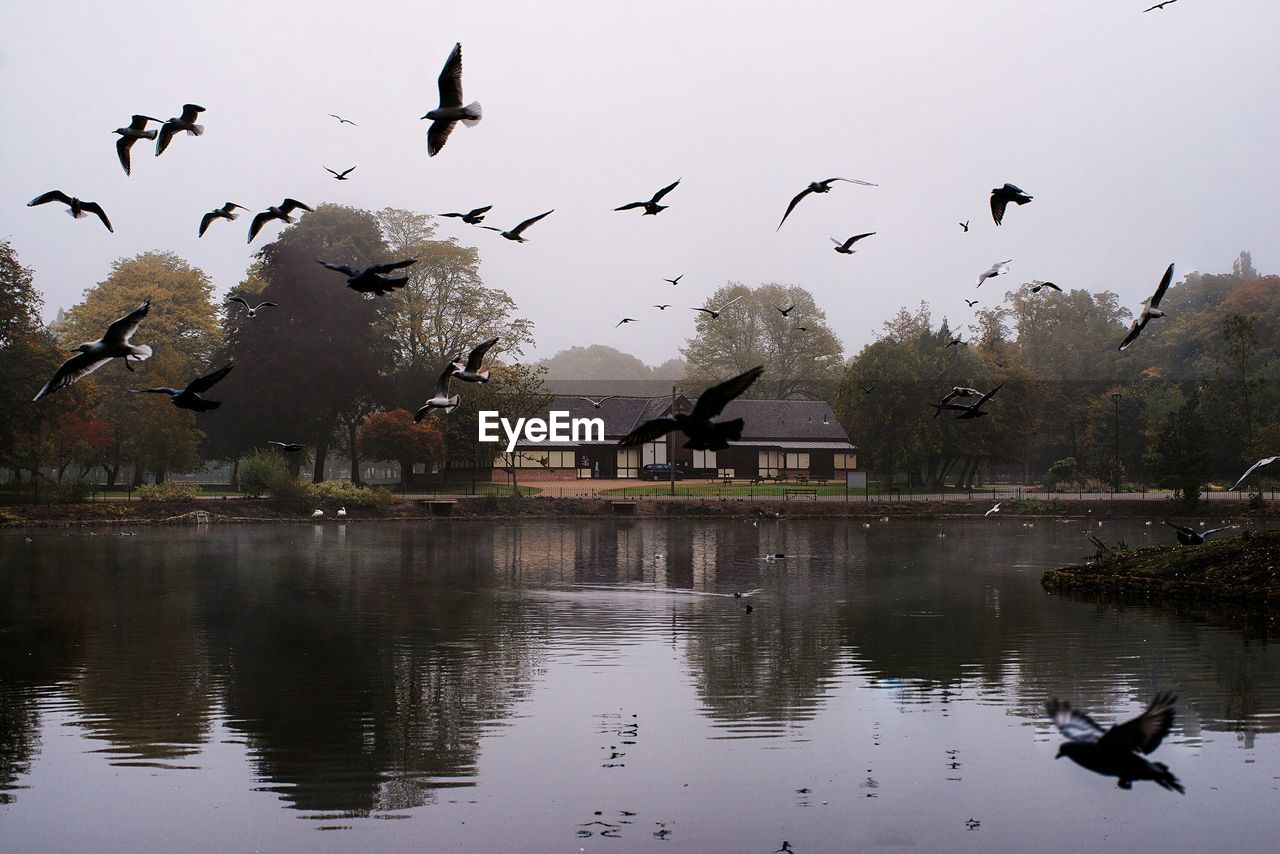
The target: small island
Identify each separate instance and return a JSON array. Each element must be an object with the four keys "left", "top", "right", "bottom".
[{"left": 1042, "top": 528, "right": 1280, "bottom": 603}]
